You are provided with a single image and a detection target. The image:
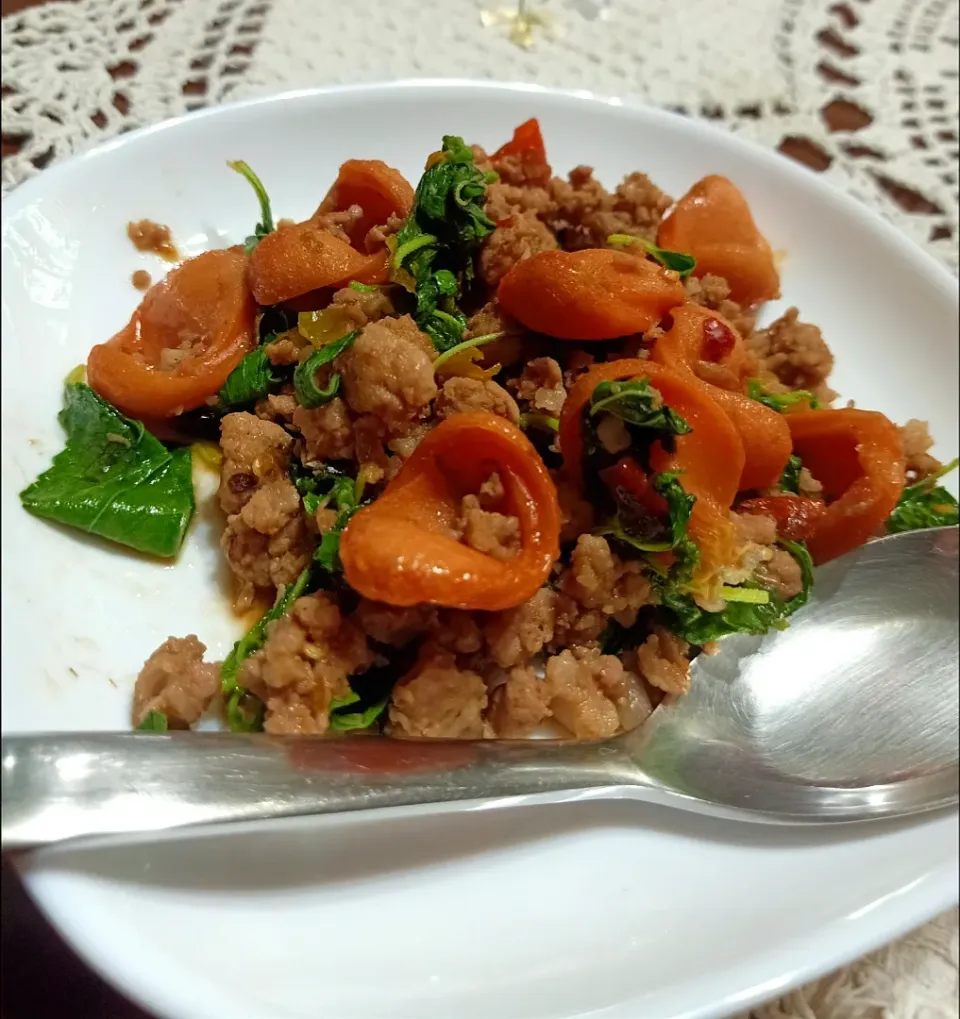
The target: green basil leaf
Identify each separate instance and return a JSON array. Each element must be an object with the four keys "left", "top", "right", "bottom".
[
  {"left": 392, "top": 137, "right": 495, "bottom": 352},
  {"left": 328, "top": 698, "right": 389, "bottom": 732},
  {"left": 221, "top": 566, "right": 312, "bottom": 699},
  {"left": 779, "top": 454, "right": 804, "bottom": 495},
  {"left": 329, "top": 690, "right": 361, "bottom": 712},
  {"left": 746, "top": 379, "right": 820, "bottom": 412},
  {"left": 219, "top": 347, "right": 279, "bottom": 408},
  {"left": 225, "top": 689, "right": 266, "bottom": 733},
  {"left": 589, "top": 379, "right": 692, "bottom": 435},
  {"left": 292, "top": 330, "right": 360, "bottom": 408},
  {"left": 886, "top": 458, "right": 959, "bottom": 534},
  {"left": 313, "top": 475, "right": 365, "bottom": 574},
  {"left": 662, "top": 539, "right": 814, "bottom": 645},
  {"left": 599, "top": 471, "right": 699, "bottom": 581},
  {"left": 137, "top": 711, "right": 169, "bottom": 732},
  {"left": 19, "top": 383, "right": 195, "bottom": 558},
  {"left": 608, "top": 233, "right": 696, "bottom": 277}
]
